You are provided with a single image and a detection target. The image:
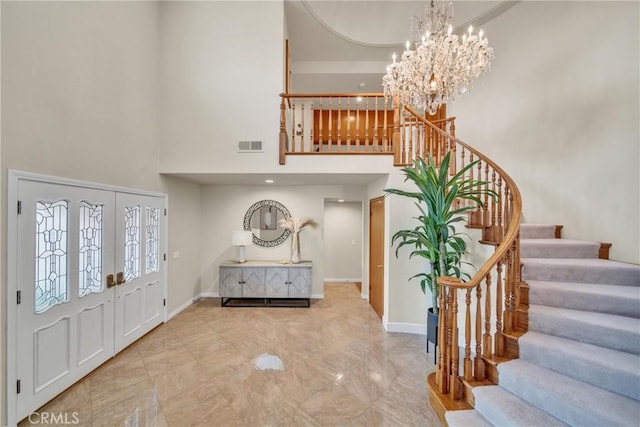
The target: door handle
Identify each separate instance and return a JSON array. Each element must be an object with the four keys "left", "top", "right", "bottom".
[
  {"left": 377, "top": 265, "right": 383, "bottom": 268},
  {"left": 116, "top": 272, "right": 126, "bottom": 285},
  {"left": 107, "top": 274, "right": 116, "bottom": 288}
]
